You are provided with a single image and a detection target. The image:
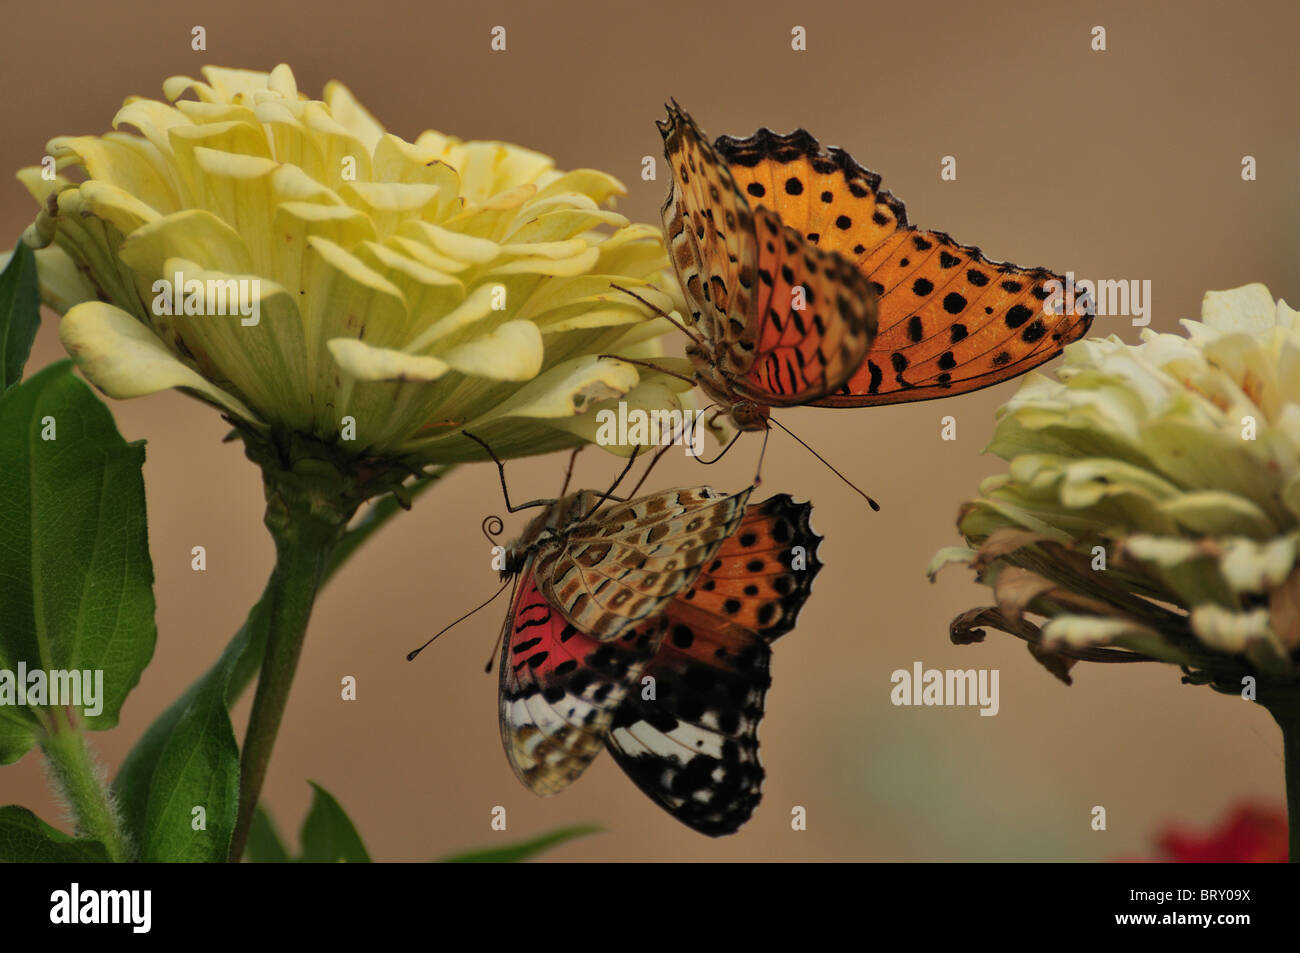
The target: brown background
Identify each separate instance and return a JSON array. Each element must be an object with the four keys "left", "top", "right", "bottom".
[{"left": 2, "top": 0, "right": 1297, "bottom": 861}]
